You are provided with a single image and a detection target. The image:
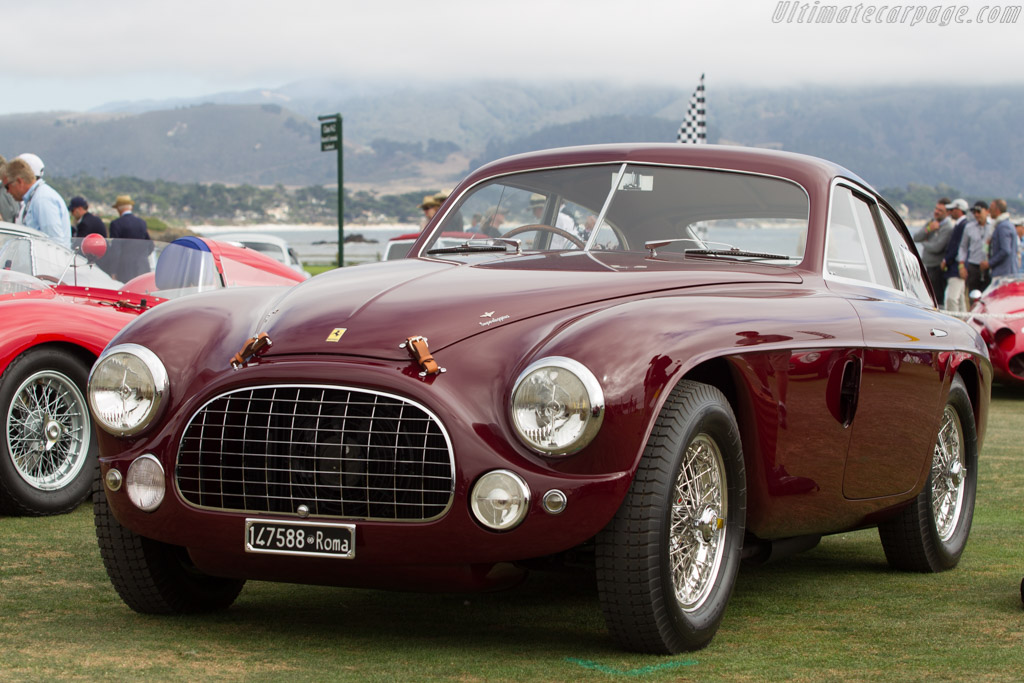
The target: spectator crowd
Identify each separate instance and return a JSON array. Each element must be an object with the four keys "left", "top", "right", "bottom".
[
  {"left": 0, "top": 151, "right": 151, "bottom": 253},
  {"left": 915, "top": 196, "right": 1023, "bottom": 312}
]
